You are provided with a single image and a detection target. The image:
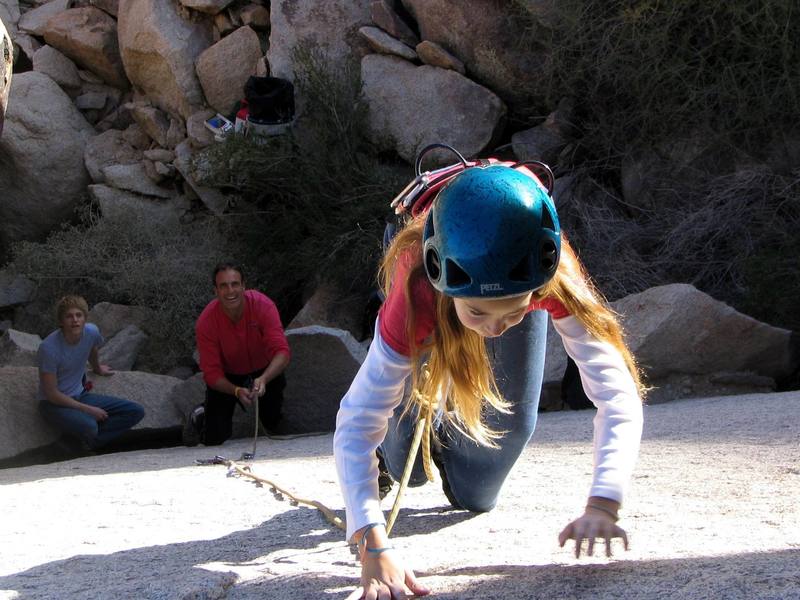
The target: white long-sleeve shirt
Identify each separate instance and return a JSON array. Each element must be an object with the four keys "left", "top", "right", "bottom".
[{"left": 333, "top": 314, "right": 643, "bottom": 540}]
